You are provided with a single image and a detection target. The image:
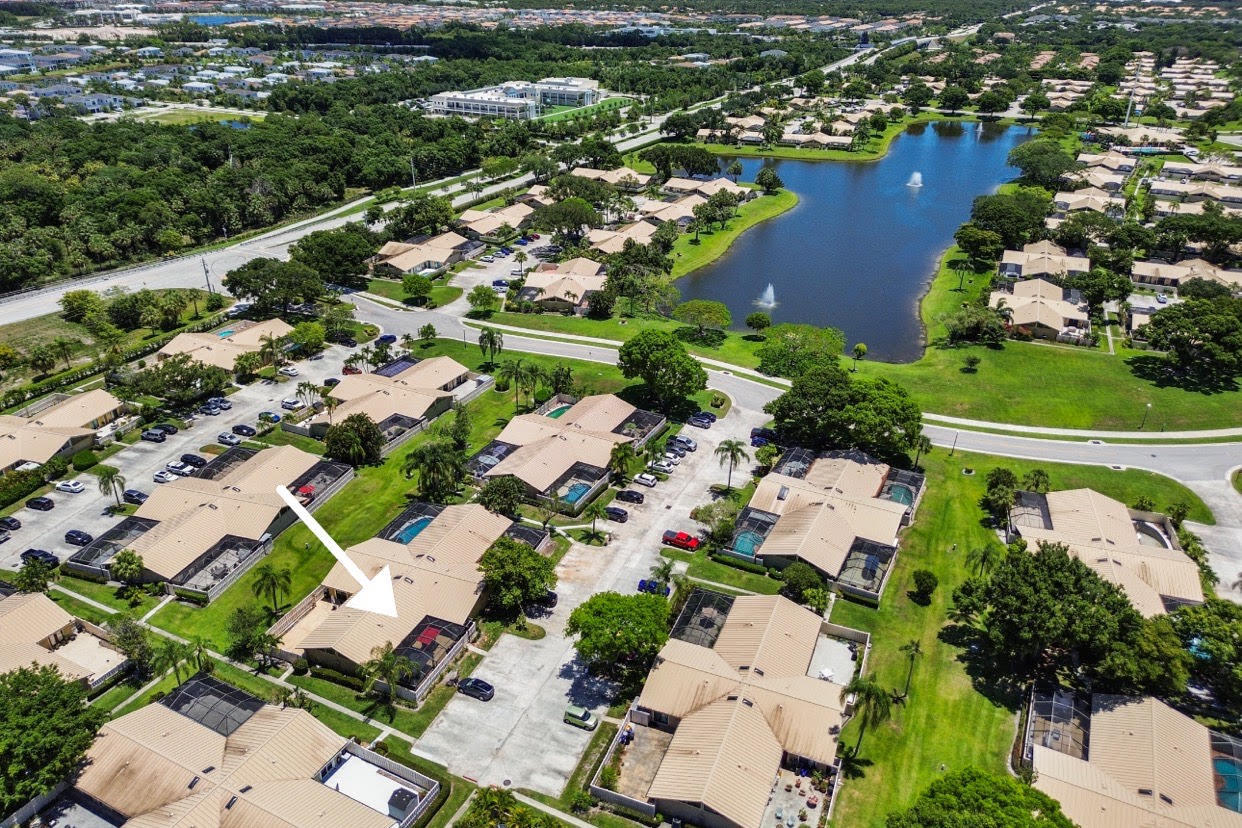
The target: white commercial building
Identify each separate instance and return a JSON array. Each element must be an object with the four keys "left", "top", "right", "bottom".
[{"left": 427, "top": 76, "right": 601, "bottom": 120}]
